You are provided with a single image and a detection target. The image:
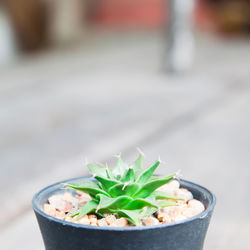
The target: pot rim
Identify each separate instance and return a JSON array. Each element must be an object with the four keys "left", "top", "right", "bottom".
[{"left": 32, "top": 176, "right": 216, "bottom": 231}]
